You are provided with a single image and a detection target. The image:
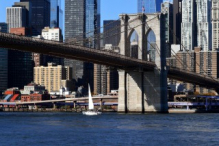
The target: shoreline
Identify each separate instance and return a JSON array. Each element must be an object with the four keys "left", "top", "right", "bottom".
[{"left": 2, "top": 107, "right": 219, "bottom": 113}]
